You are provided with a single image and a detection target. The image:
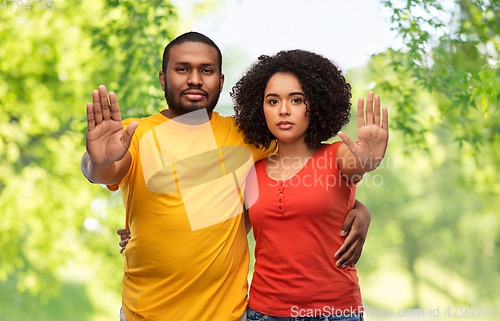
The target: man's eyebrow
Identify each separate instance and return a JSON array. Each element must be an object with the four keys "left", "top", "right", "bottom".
[{"left": 173, "top": 62, "right": 216, "bottom": 67}]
